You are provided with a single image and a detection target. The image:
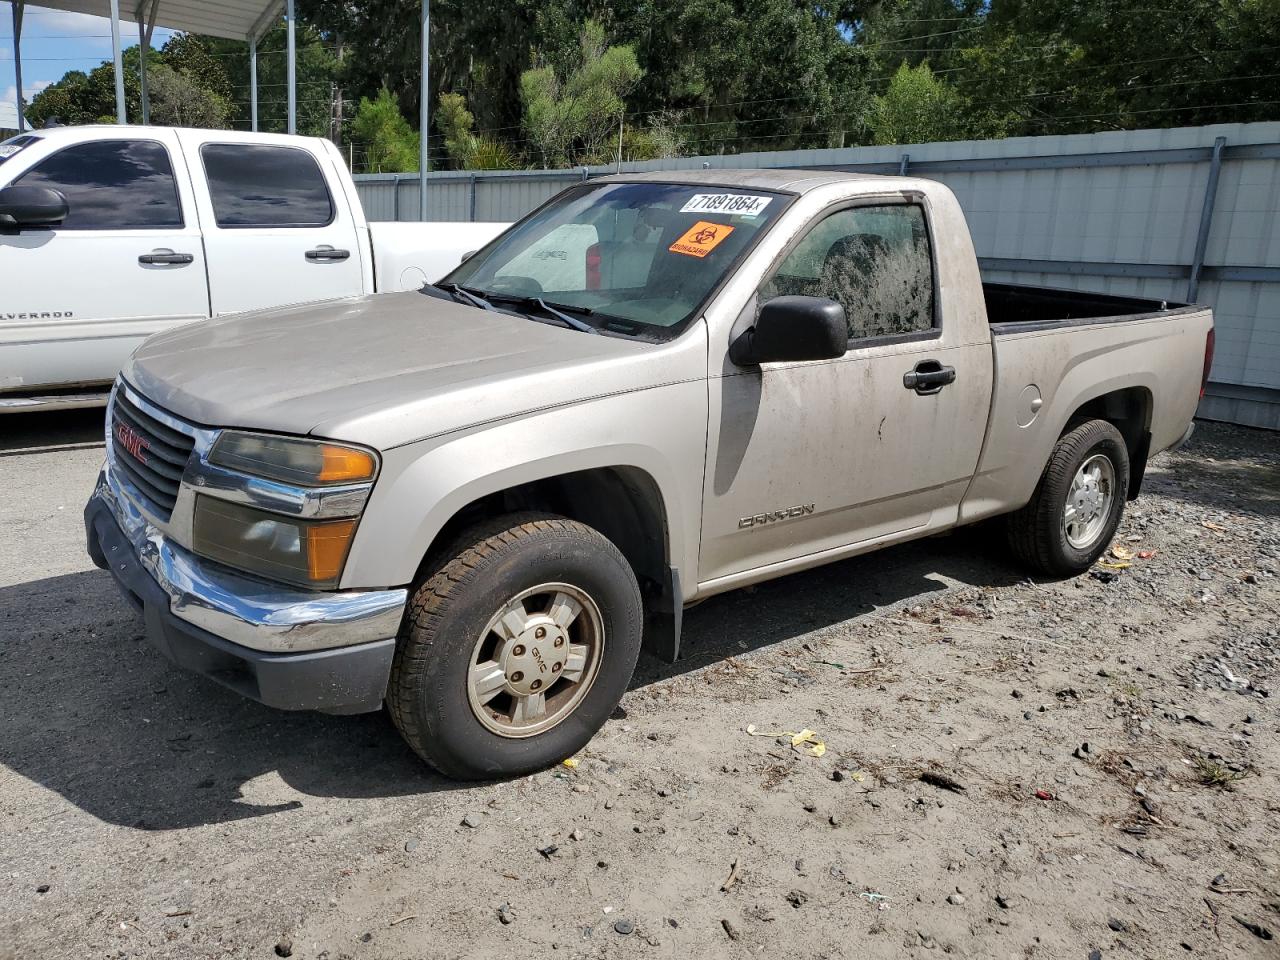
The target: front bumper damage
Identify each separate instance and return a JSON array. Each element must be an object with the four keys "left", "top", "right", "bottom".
[{"left": 85, "top": 463, "right": 407, "bottom": 714}]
